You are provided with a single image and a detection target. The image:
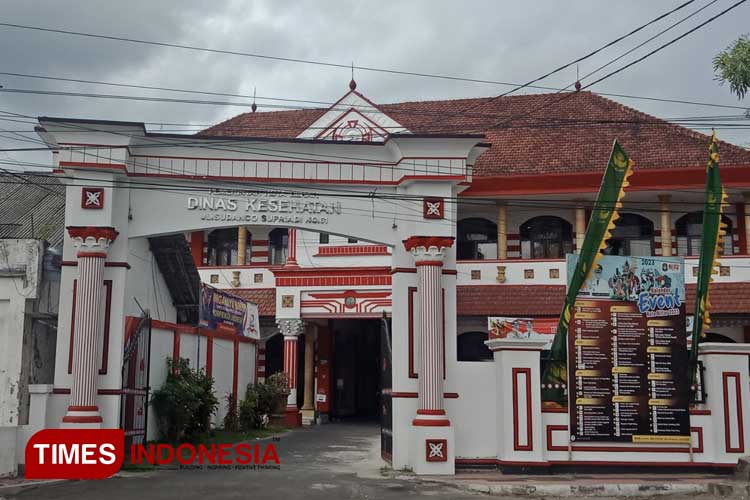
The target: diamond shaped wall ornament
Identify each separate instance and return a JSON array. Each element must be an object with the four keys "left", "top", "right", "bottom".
[
  {"left": 425, "top": 439, "right": 447, "bottom": 462},
  {"left": 282, "top": 295, "right": 294, "bottom": 308},
  {"left": 81, "top": 187, "right": 104, "bottom": 209}
]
